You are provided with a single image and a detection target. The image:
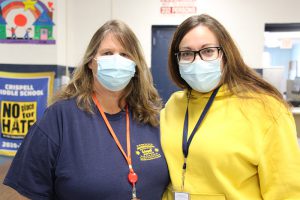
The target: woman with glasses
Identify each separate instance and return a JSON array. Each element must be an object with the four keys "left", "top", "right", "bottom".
[{"left": 161, "top": 14, "right": 300, "bottom": 199}]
